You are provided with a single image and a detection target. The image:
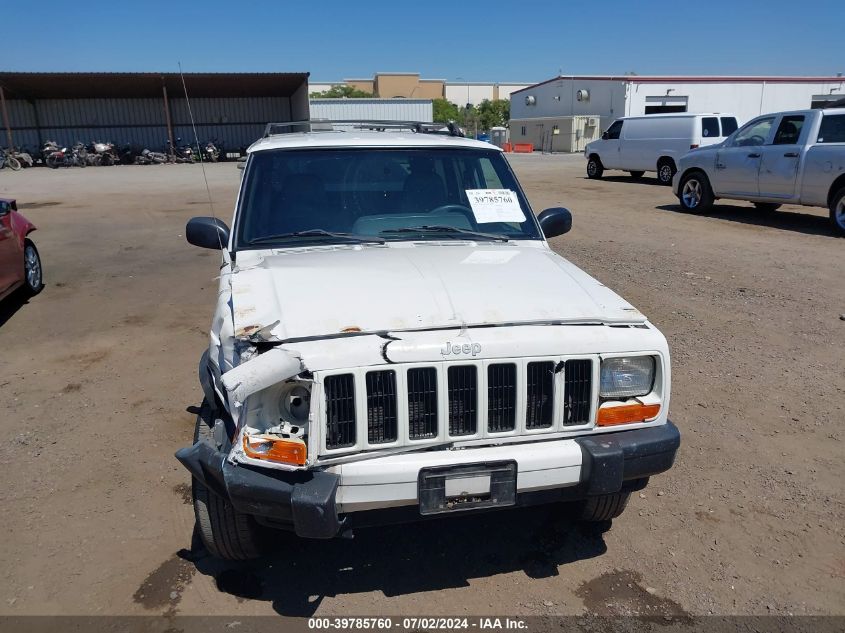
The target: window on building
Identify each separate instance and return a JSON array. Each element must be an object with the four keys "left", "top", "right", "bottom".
[
  {"left": 732, "top": 117, "right": 775, "bottom": 147},
  {"left": 773, "top": 115, "right": 805, "bottom": 145},
  {"left": 817, "top": 114, "right": 845, "bottom": 143},
  {"left": 720, "top": 117, "right": 738, "bottom": 136},
  {"left": 701, "top": 117, "right": 720, "bottom": 138},
  {"left": 604, "top": 120, "right": 623, "bottom": 139}
]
